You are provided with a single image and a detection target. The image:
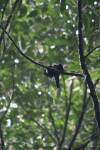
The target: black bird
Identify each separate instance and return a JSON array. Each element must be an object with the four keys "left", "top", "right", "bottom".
[{"left": 43, "top": 63, "right": 64, "bottom": 88}]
